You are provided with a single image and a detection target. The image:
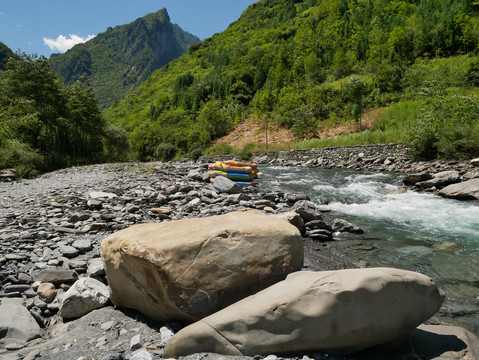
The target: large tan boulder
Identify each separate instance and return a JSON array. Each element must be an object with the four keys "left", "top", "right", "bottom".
[
  {"left": 100, "top": 210, "right": 303, "bottom": 323},
  {"left": 164, "top": 268, "right": 445, "bottom": 357}
]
